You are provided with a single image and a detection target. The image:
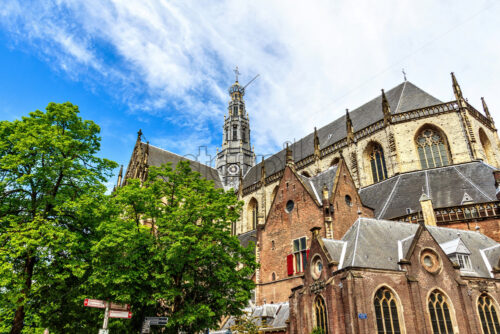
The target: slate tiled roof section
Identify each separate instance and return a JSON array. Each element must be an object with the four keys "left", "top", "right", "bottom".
[
  {"left": 297, "top": 165, "right": 339, "bottom": 203},
  {"left": 143, "top": 143, "right": 223, "bottom": 188},
  {"left": 242, "top": 81, "right": 442, "bottom": 188},
  {"left": 218, "top": 302, "right": 289, "bottom": 331},
  {"left": 321, "top": 218, "right": 499, "bottom": 278},
  {"left": 359, "top": 161, "right": 497, "bottom": 219},
  {"left": 238, "top": 230, "right": 257, "bottom": 248}
]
